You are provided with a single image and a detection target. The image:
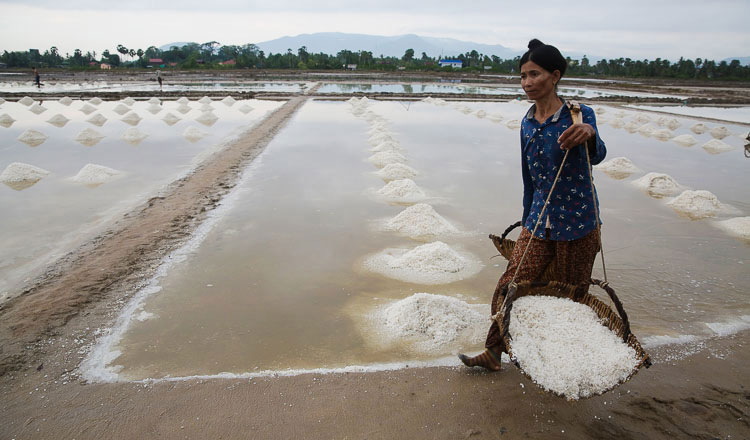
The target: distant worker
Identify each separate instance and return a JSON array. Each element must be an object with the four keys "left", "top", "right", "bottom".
[
  {"left": 33, "top": 67, "right": 41, "bottom": 89},
  {"left": 156, "top": 69, "right": 163, "bottom": 91}
]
